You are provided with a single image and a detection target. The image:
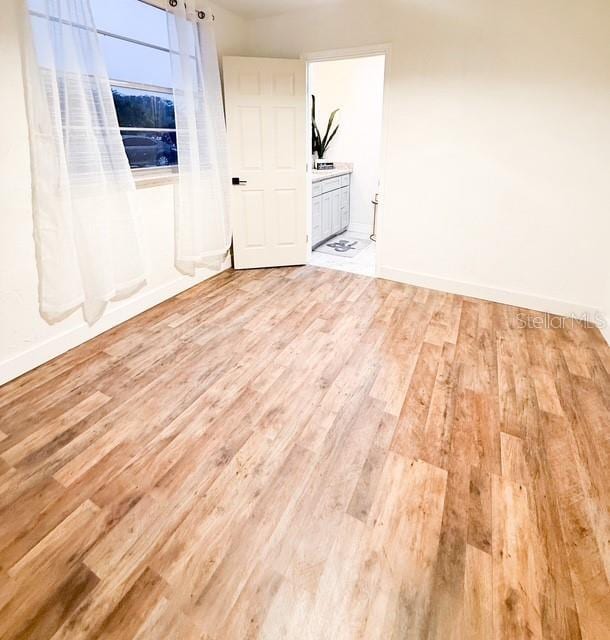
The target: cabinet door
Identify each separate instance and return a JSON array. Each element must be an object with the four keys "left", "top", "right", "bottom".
[
  {"left": 312, "top": 195, "right": 322, "bottom": 245},
  {"left": 341, "top": 206, "right": 349, "bottom": 229},
  {"left": 331, "top": 189, "right": 341, "bottom": 234},
  {"left": 340, "top": 186, "right": 350, "bottom": 229},
  {"left": 321, "top": 192, "right": 332, "bottom": 238}
]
